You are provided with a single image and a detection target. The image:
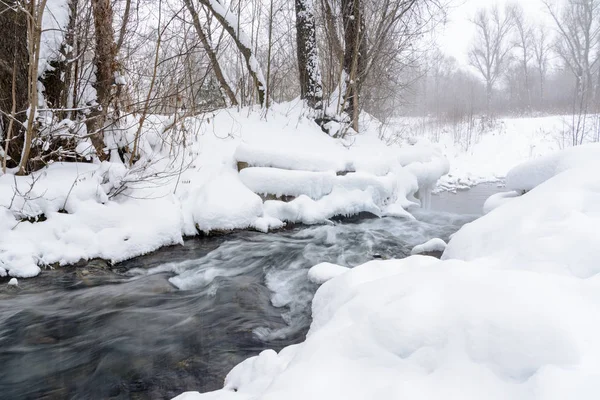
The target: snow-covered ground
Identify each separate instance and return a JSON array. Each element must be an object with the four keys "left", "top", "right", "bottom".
[
  {"left": 175, "top": 143, "right": 600, "bottom": 400},
  {"left": 0, "top": 102, "right": 447, "bottom": 278},
  {"left": 1, "top": 108, "right": 595, "bottom": 279},
  {"left": 384, "top": 114, "right": 589, "bottom": 191}
]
